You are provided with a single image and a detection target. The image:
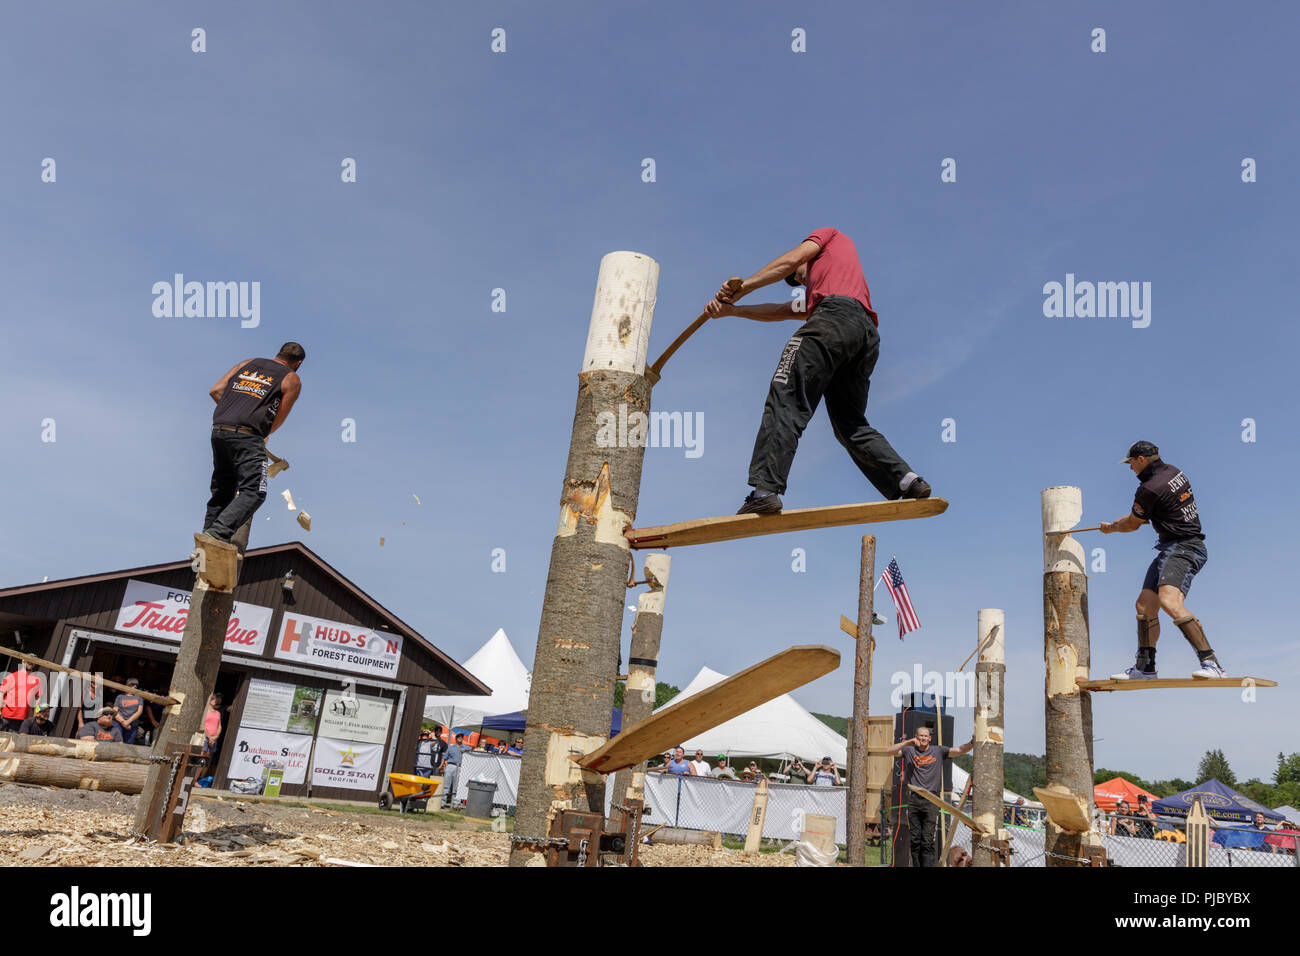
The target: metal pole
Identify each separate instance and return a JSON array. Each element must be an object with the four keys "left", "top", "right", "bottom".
[
  {"left": 847, "top": 535, "right": 875, "bottom": 865},
  {"left": 509, "top": 252, "right": 659, "bottom": 866}
]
